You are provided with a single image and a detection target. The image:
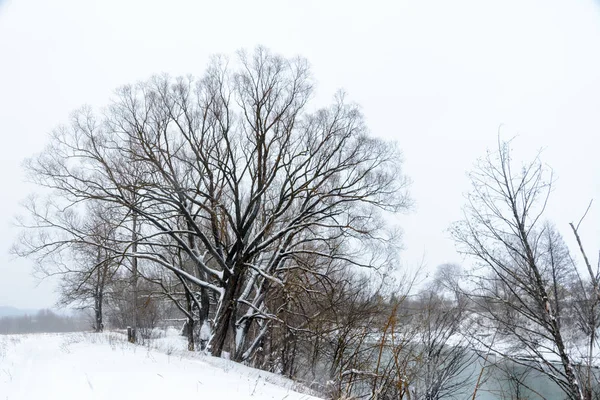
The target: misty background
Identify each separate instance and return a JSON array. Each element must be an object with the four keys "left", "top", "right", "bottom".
[{"left": 0, "top": 0, "right": 598, "bottom": 310}]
